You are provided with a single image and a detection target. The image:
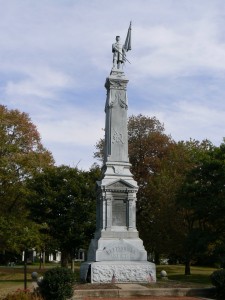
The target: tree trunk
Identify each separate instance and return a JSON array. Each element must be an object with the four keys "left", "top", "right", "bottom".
[
  {"left": 39, "top": 252, "right": 42, "bottom": 270},
  {"left": 43, "top": 251, "right": 46, "bottom": 269},
  {"left": 61, "top": 250, "right": 70, "bottom": 268},
  {"left": 71, "top": 259, "right": 75, "bottom": 272},
  {"left": 154, "top": 252, "right": 160, "bottom": 265},
  {"left": 24, "top": 250, "right": 27, "bottom": 290},
  {"left": 185, "top": 259, "right": 191, "bottom": 275},
  {"left": 39, "top": 251, "right": 46, "bottom": 269}
]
